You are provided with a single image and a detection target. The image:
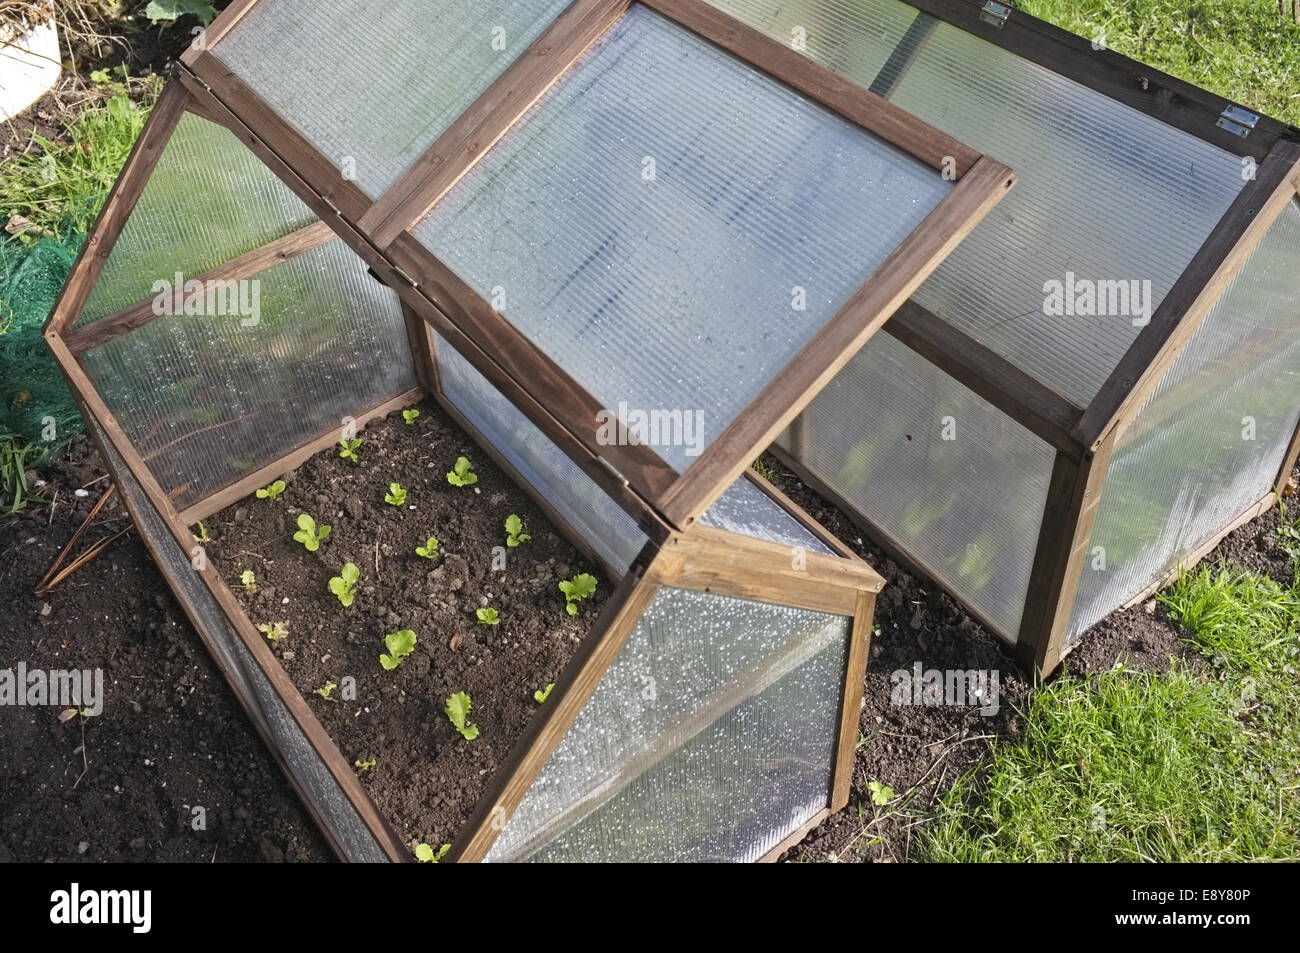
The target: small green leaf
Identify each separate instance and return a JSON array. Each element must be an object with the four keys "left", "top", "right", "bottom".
[
  {"left": 534, "top": 683, "right": 555, "bottom": 704},
  {"left": 402, "top": 409, "right": 420, "bottom": 424},
  {"left": 445, "top": 691, "right": 479, "bottom": 740},
  {"left": 559, "top": 573, "right": 598, "bottom": 614},
  {"left": 446, "top": 456, "right": 478, "bottom": 487},
  {"left": 315, "top": 680, "right": 337, "bottom": 700},
  {"left": 380, "top": 629, "right": 417, "bottom": 670},
  {"left": 476, "top": 607, "right": 499, "bottom": 625},
  {"left": 867, "top": 780, "right": 895, "bottom": 807},
  {"left": 415, "top": 537, "right": 440, "bottom": 559},
  {"left": 144, "top": 0, "right": 218, "bottom": 26},
  {"left": 385, "top": 482, "right": 407, "bottom": 506}
]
